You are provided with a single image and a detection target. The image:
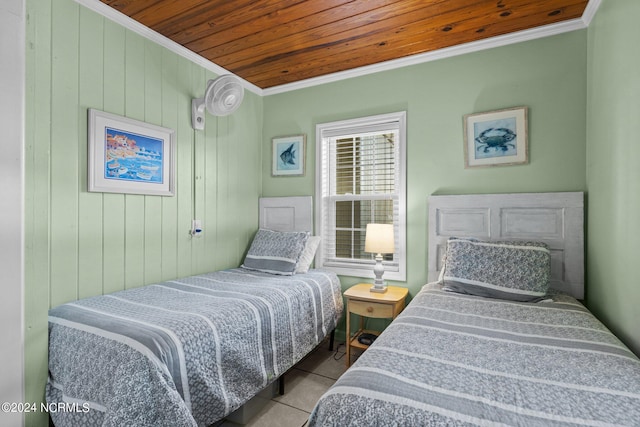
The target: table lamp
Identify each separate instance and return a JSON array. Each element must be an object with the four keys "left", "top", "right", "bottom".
[{"left": 364, "top": 223, "right": 394, "bottom": 293}]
